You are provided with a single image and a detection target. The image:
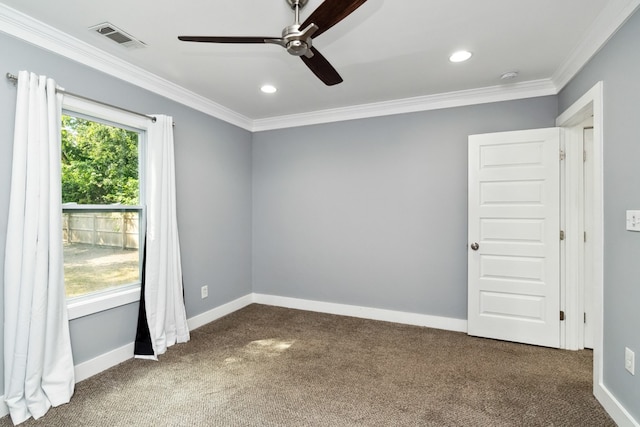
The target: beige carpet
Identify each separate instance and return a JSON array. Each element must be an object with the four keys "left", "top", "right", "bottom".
[{"left": 1, "top": 304, "right": 613, "bottom": 426}]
